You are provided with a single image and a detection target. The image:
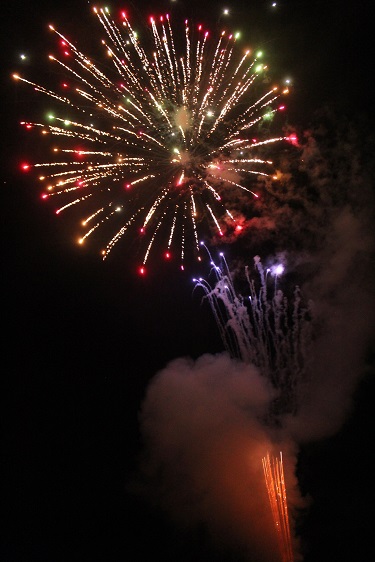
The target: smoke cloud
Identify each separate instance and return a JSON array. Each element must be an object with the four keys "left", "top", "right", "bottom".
[
  {"left": 286, "top": 205, "right": 375, "bottom": 442},
  {"left": 138, "top": 353, "right": 305, "bottom": 561},
  {"left": 135, "top": 110, "right": 375, "bottom": 560}
]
